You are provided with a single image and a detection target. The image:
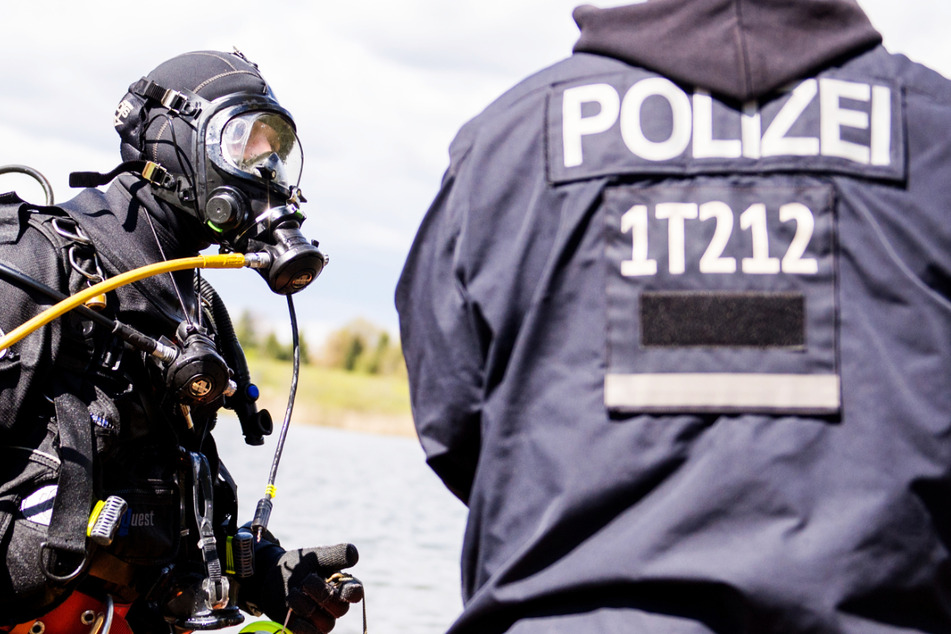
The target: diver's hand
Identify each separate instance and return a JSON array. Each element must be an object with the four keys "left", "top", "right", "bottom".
[{"left": 241, "top": 541, "right": 362, "bottom": 633}]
